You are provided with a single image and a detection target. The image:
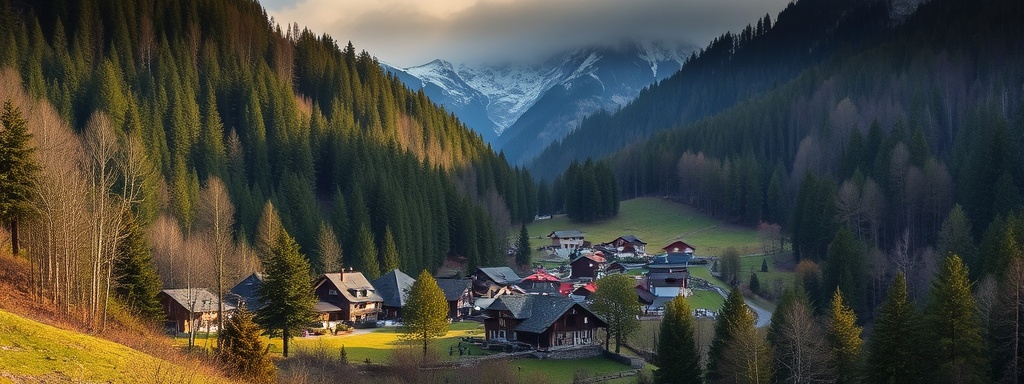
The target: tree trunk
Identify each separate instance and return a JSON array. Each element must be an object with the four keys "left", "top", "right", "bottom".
[
  {"left": 283, "top": 326, "right": 290, "bottom": 357},
  {"left": 615, "top": 332, "right": 621, "bottom": 354},
  {"left": 423, "top": 332, "right": 428, "bottom": 359},
  {"left": 605, "top": 329, "right": 610, "bottom": 351},
  {"left": 10, "top": 220, "right": 18, "bottom": 256}
]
